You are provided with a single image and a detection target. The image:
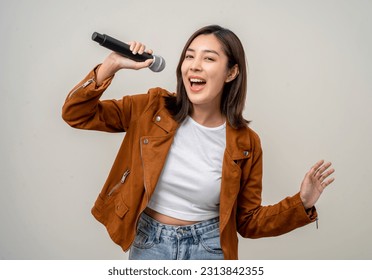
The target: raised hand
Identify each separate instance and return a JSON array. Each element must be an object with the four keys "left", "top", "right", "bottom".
[
  {"left": 96, "top": 41, "right": 154, "bottom": 86},
  {"left": 300, "top": 160, "right": 335, "bottom": 209}
]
